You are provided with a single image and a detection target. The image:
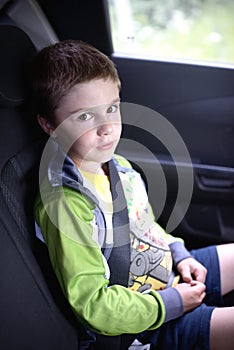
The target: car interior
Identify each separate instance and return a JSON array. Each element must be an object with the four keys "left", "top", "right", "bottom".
[{"left": 0, "top": 0, "right": 234, "bottom": 349}]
